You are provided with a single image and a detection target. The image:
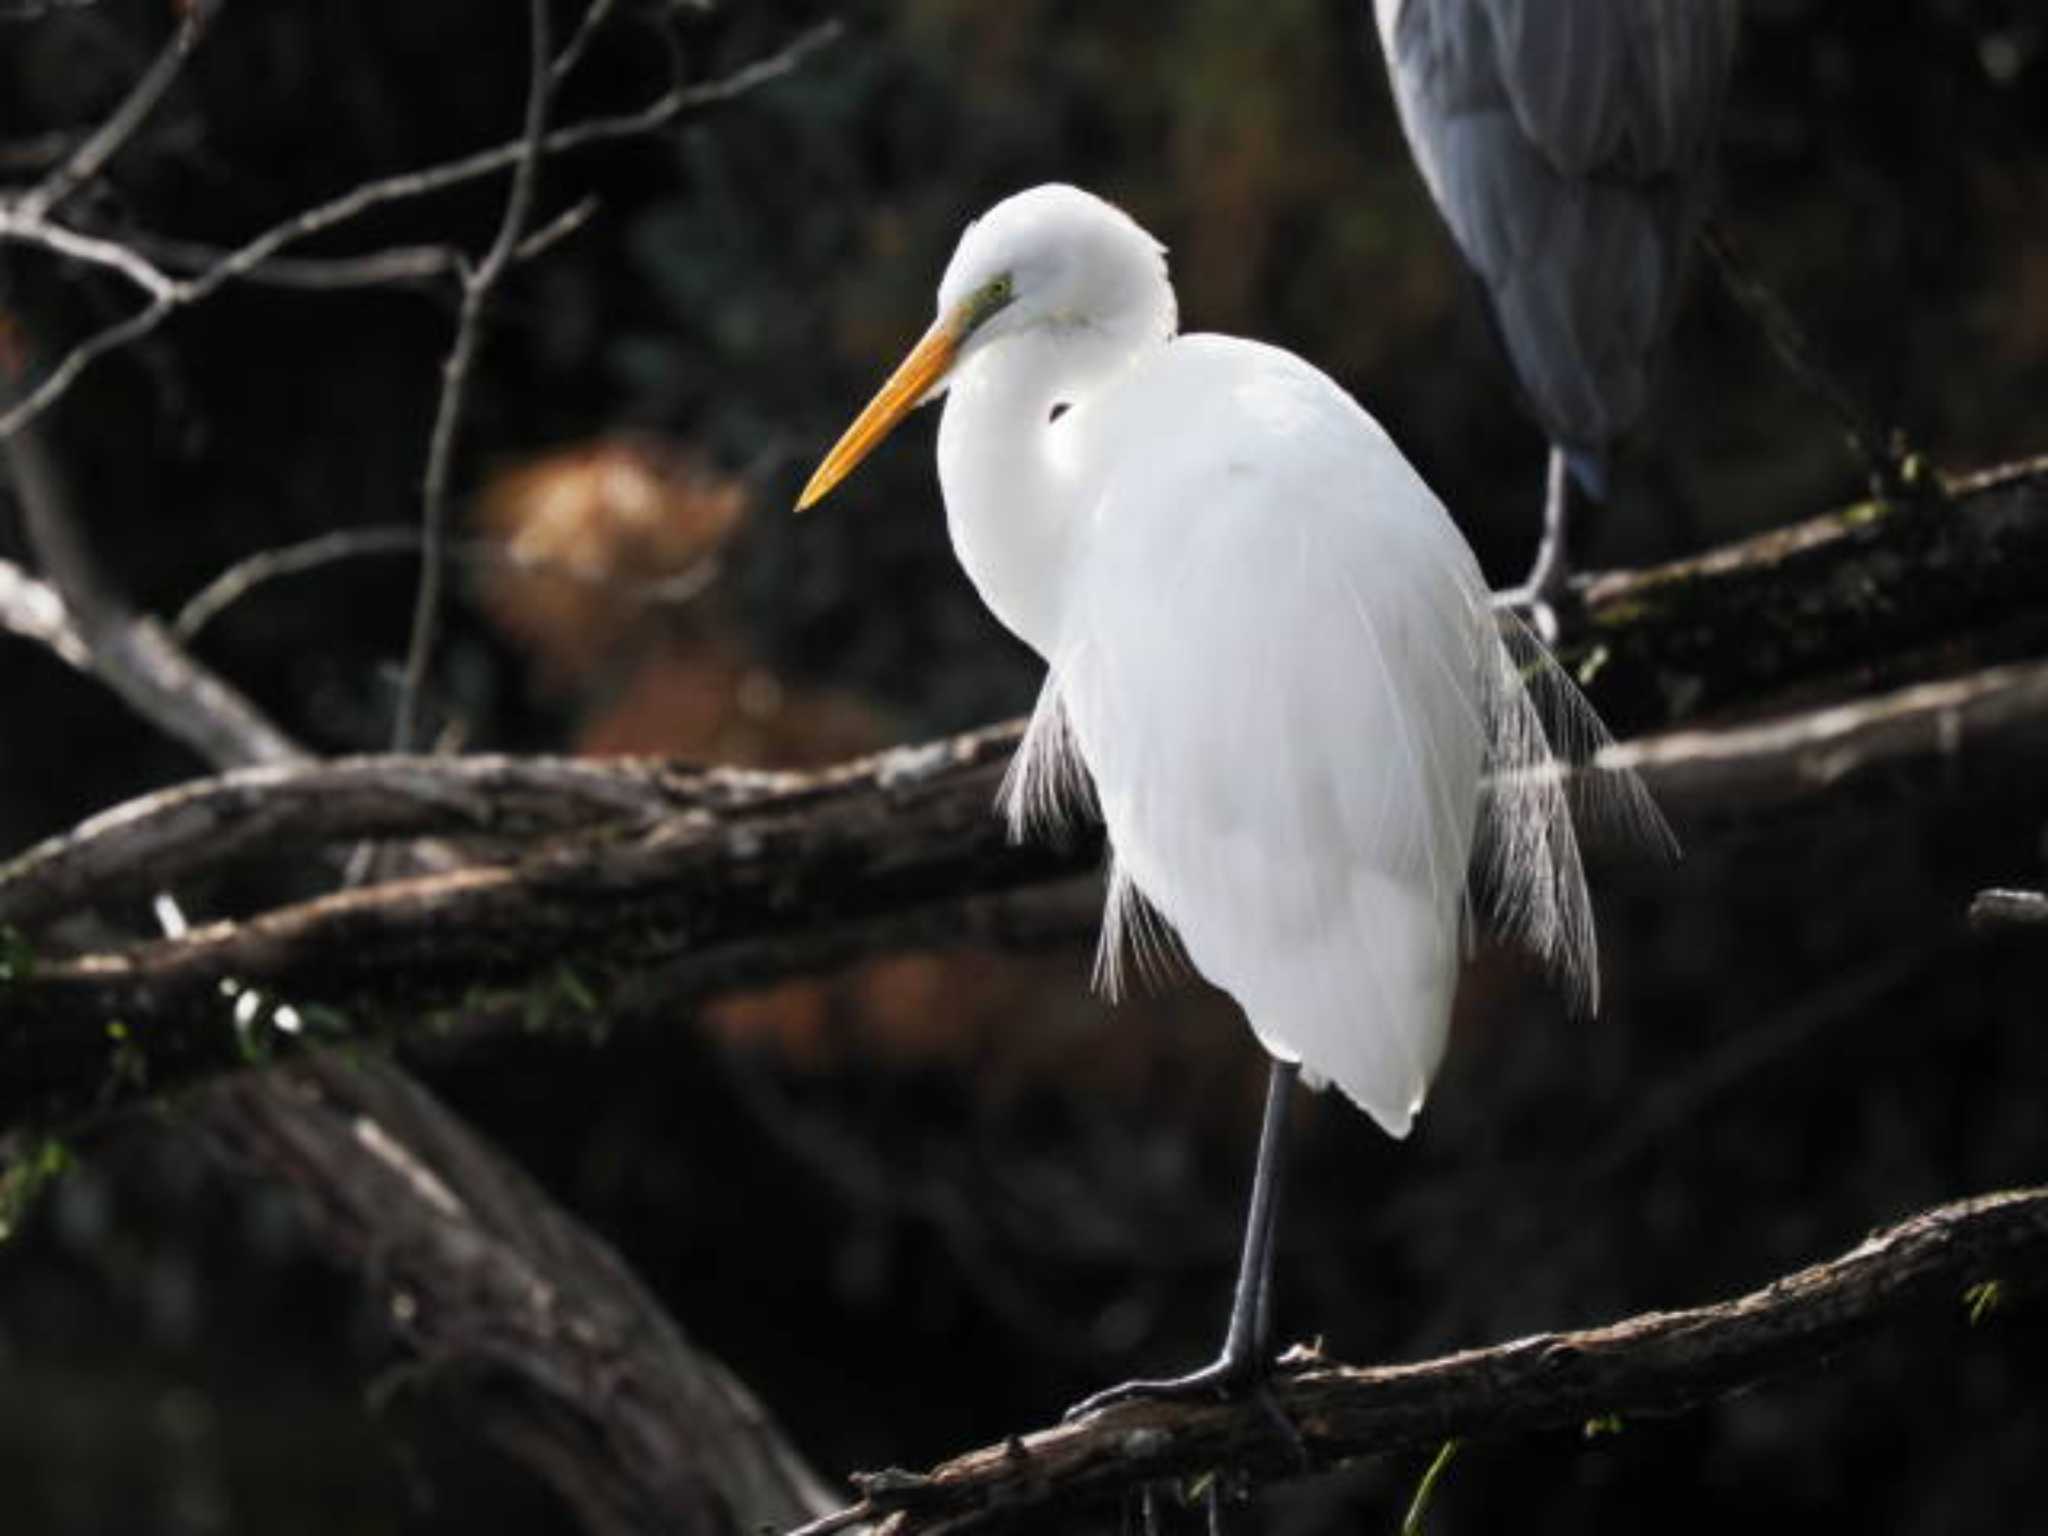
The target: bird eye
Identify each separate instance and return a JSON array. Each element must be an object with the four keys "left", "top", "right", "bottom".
[{"left": 967, "top": 274, "right": 1015, "bottom": 328}]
